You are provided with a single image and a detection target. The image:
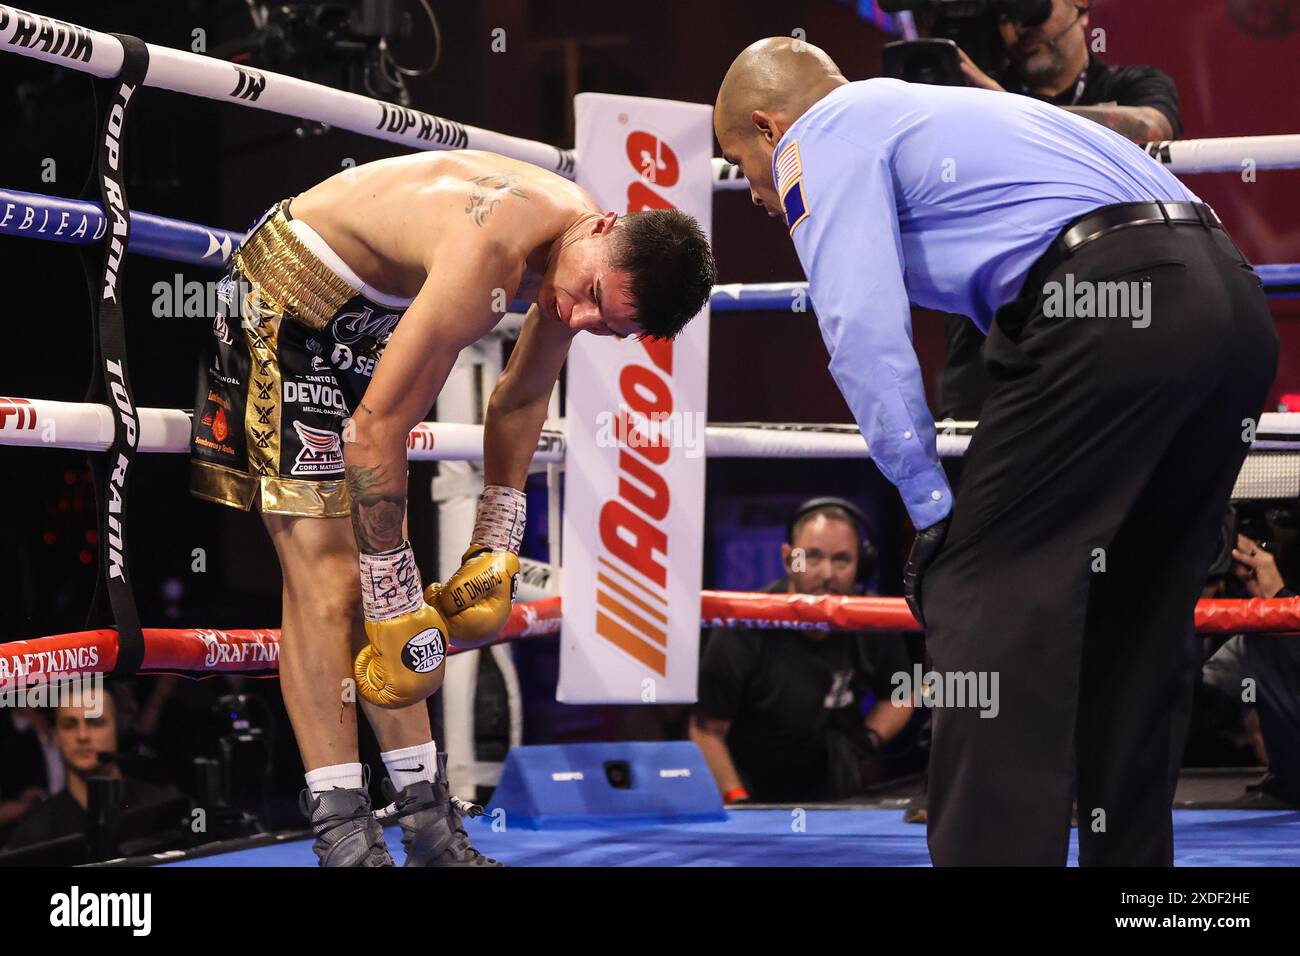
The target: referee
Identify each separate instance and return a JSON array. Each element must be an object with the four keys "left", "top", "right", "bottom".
[{"left": 715, "top": 39, "right": 1279, "bottom": 865}]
